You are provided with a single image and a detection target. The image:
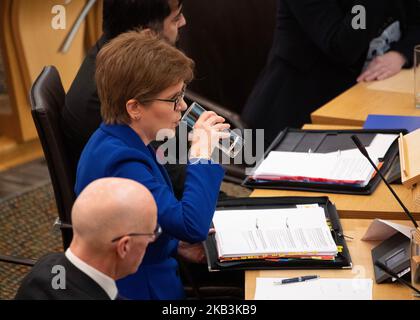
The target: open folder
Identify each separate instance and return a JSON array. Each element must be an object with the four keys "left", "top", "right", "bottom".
[
  {"left": 243, "top": 128, "right": 404, "bottom": 194},
  {"left": 204, "top": 196, "right": 352, "bottom": 271},
  {"left": 251, "top": 133, "right": 397, "bottom": 187},
  {"left": 251, "top": 151, "right": 378, "bottom": 187},
  {"left": 213, "top": 206, "right": 338, "bottom": 260}
]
